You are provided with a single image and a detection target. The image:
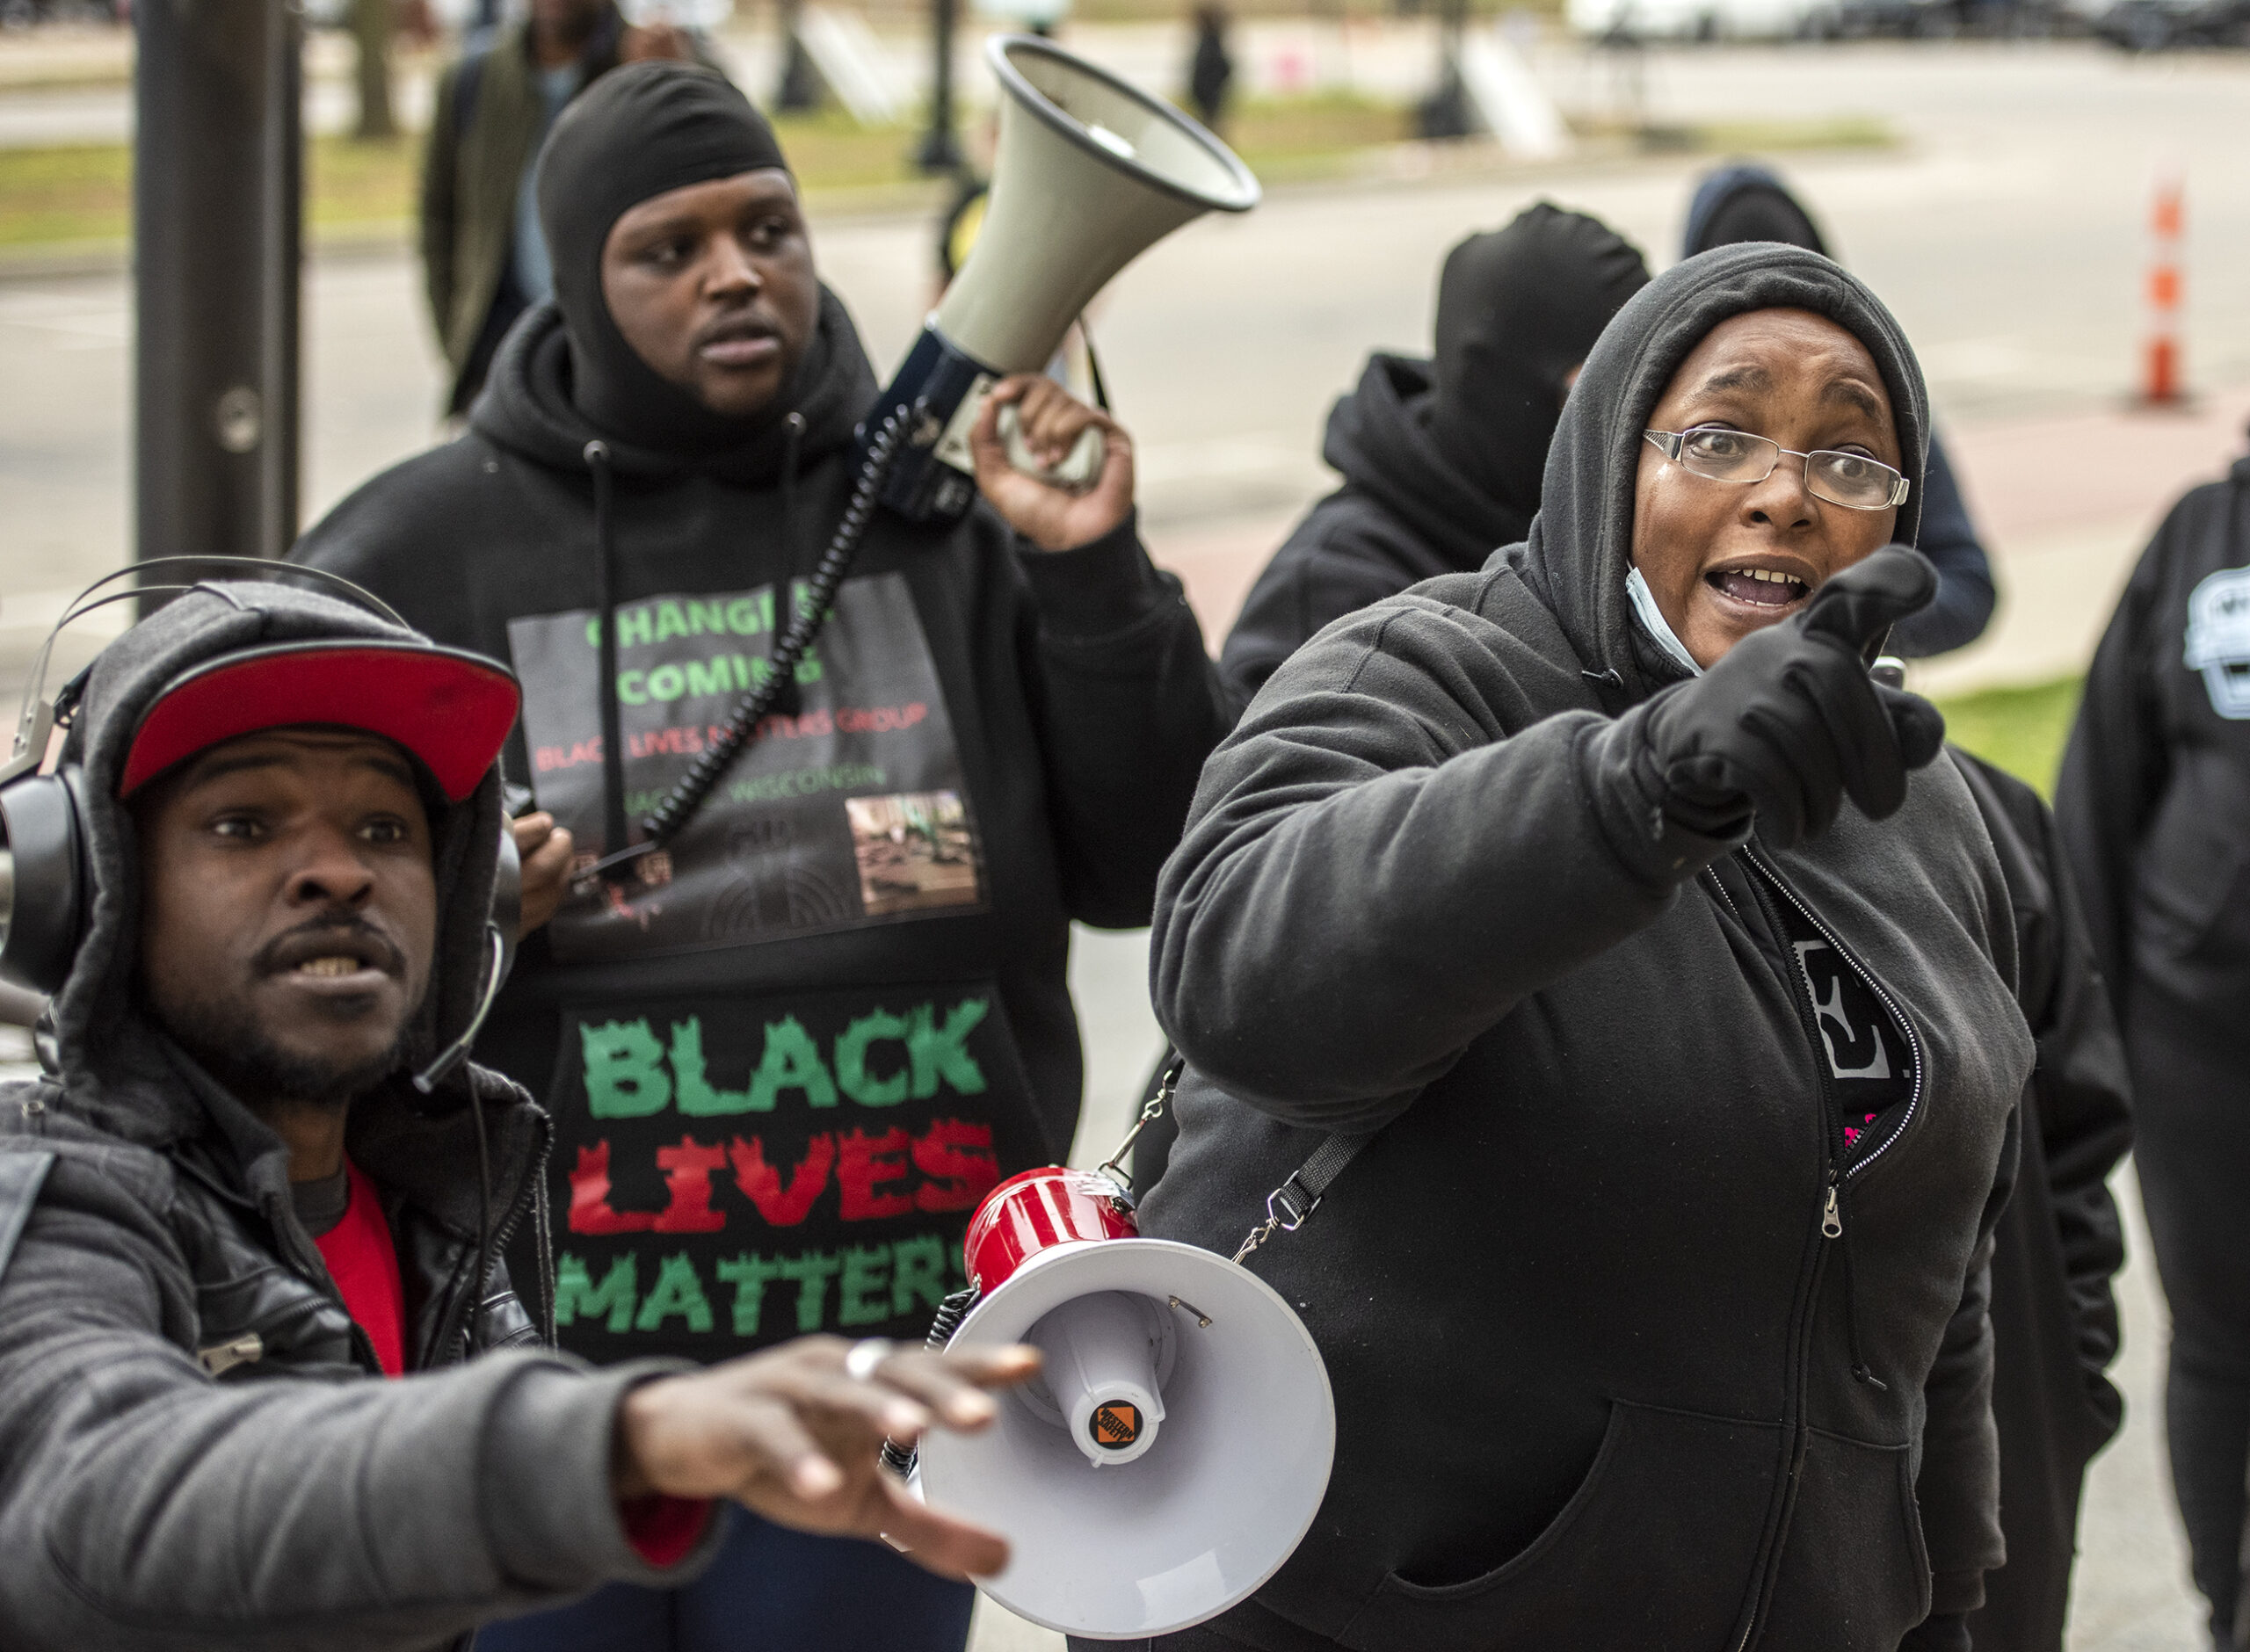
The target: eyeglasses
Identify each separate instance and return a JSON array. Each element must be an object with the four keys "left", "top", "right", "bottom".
[{"left": 1644, "top": 427, "right": 1910, "bottom": 511}]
